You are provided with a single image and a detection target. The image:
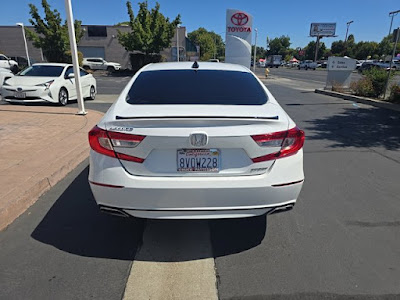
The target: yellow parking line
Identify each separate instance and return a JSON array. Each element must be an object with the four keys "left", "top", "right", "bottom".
[{"left": 123, "top": 220, "right": 218, "bottom": 300}]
